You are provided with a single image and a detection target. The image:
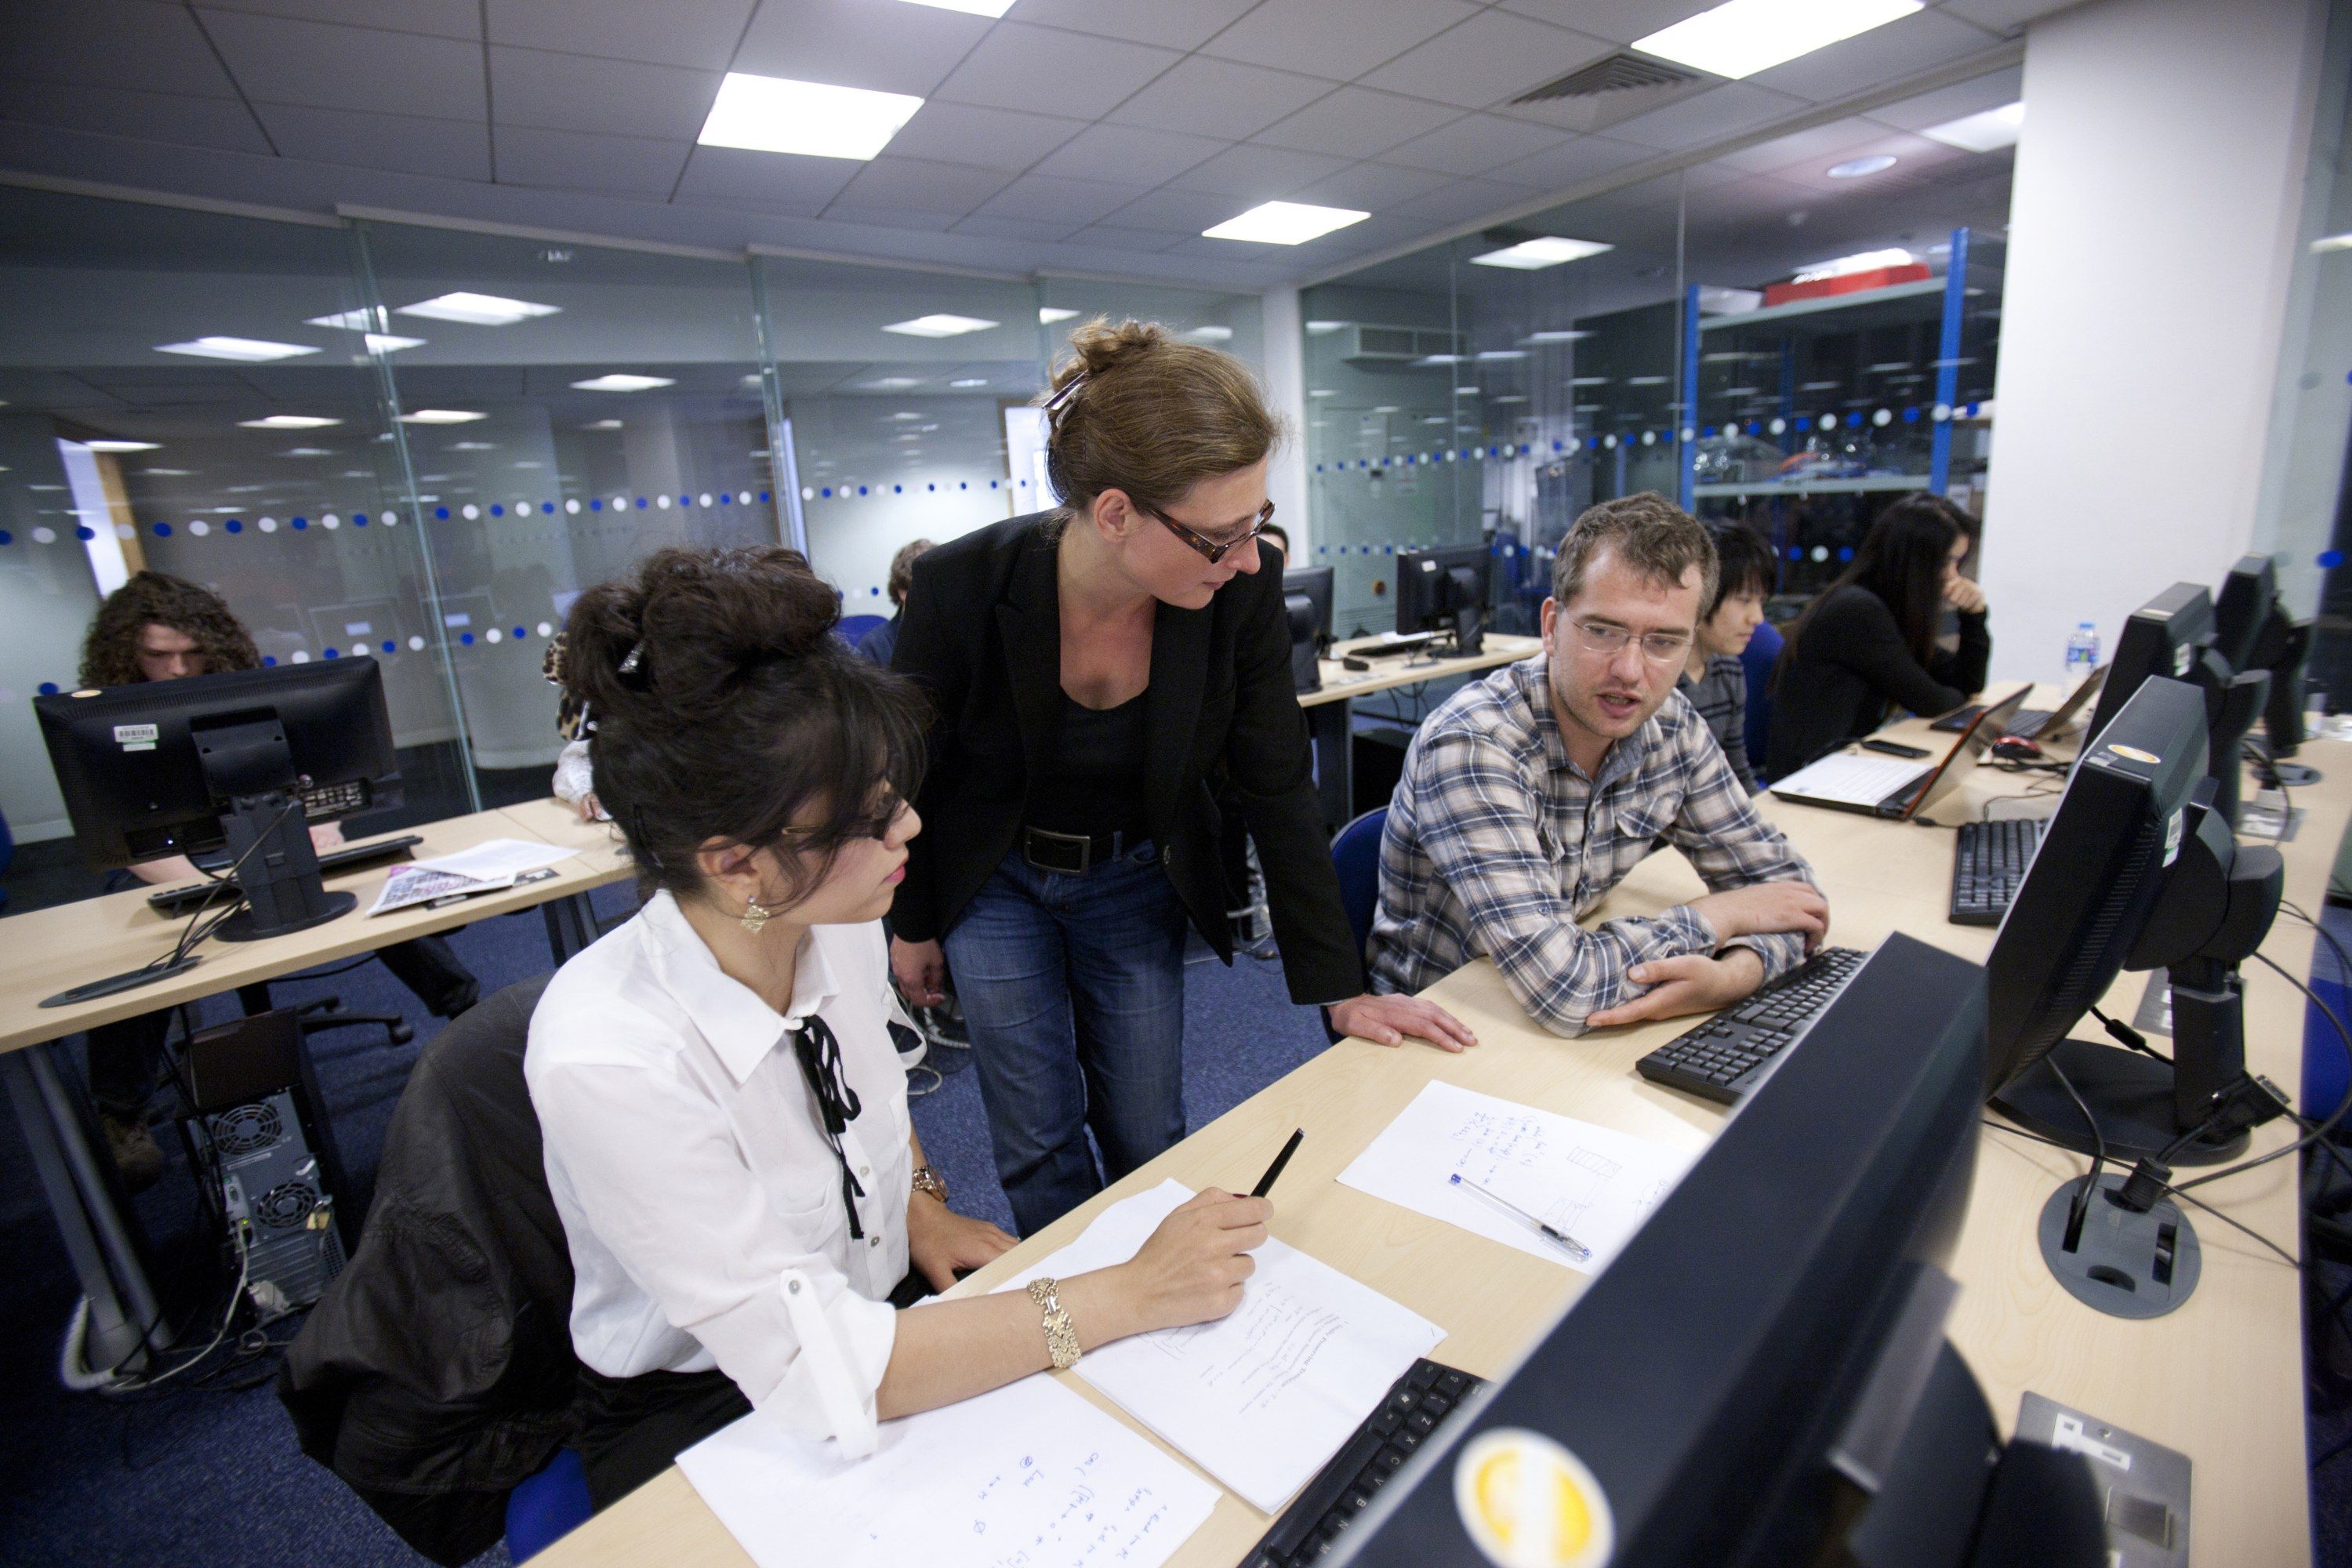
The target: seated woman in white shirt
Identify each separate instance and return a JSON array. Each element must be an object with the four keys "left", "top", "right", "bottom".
[{"left": 530, "top": 543, "right": 1272, "bottom": 1508}]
